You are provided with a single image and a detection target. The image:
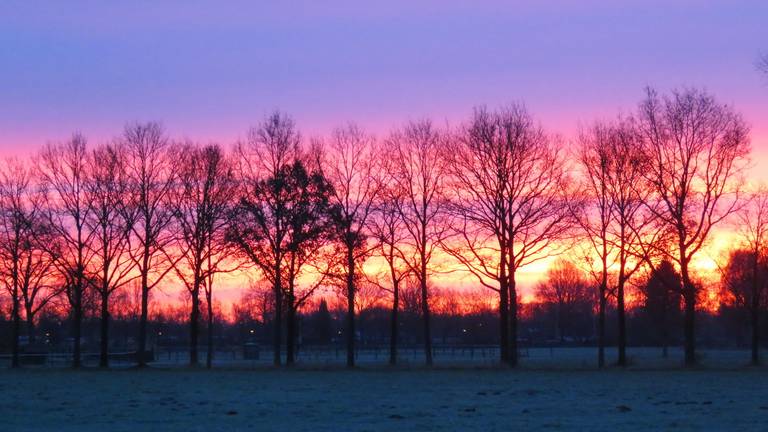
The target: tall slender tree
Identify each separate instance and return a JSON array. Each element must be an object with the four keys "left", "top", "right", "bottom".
[
  {"left": 85, "top": 143, "right": 136, "bottom": 367},
  {"left": 388, "top": 120, "right": 450, "bottom": 366},
  {"left": 321, "top": 123, "right": 382, "bottom": 367},
  {"left": 170, "top": 143, "right": 237, "bottom": 368},
  {"left": 0, "top": 159, "right": 46, "bottom": 367},
  {"left": 731, "top": 188, "right": 768, "bottom": 365},
  {"left": 575, "top": 123, "right": 613, "bottom": 367},
  {"left": 444, "top": 106, "right": 574, "bottom": 366},
  {"left": 578, "top": 118, "right": 655, "bottom": 366},
  {"left": 637, "top": 87, "right": 750, "bottom": 366},
  {"left": 38, "top": 134, "right": 95, "bottom": 368},
  {"left": 231, "top": 158, "right": 336, "bottom": 365},
  {"left": 605, "top": 119, "right": 657, "bottom": 366},
  {"left": 280, "top": 158, "right": 337, "bottom": 365},
  {"left": 368, "top": 194, "right": 411, "bottom": 365},
  {"left": 122, "top": 122, "right": 178, "bottom": 367},
  {"left": 230, "top": 112, "right": 337, "bottom": 366},
  {"left": 230, "top": 112, "right": 300, "bottom": 366}
]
